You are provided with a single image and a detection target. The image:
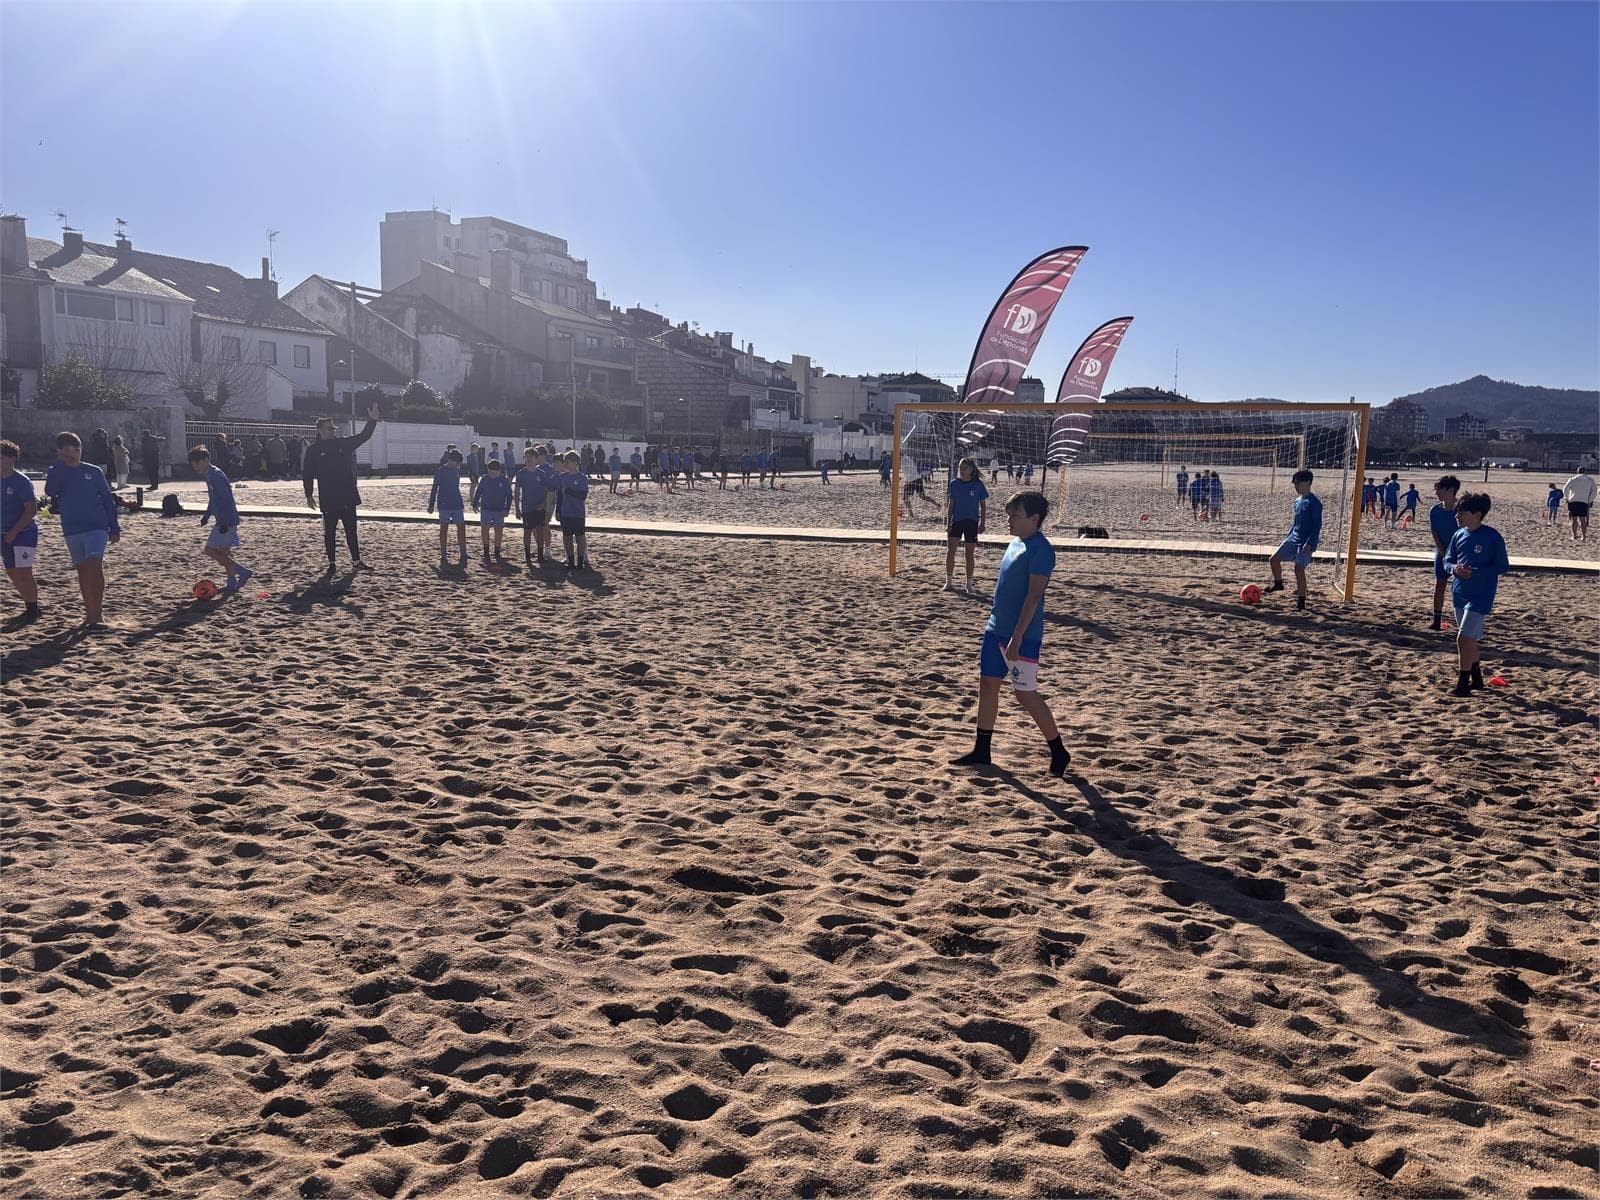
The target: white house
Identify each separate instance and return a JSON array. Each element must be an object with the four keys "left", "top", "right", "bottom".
[
  {"left": 1, "top": 217, "right": 193, "bottom": 407},
  {"left": 88, "top": 238, "right": 333, "bottom": 420}
]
